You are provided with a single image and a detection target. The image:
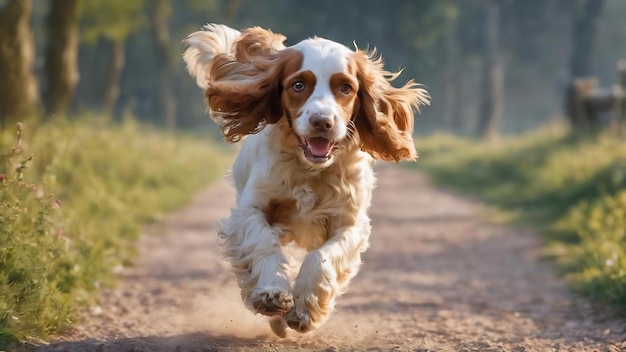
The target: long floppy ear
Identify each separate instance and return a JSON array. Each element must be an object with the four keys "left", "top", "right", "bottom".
[
  {"left": 206, "top": 47, "right": 302, "bottom": 143},
  {"left": 183, "top": 24, "right": 242, "bottom": 89},
  {"left": 184, "top": 25, "right": 295, "bottom": 143},
  {"left": 232, "top": 26, "right": 286, "bottom": 63},
  {"left": 353, "top": 50, "right": 430, "bottom": 161}
]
